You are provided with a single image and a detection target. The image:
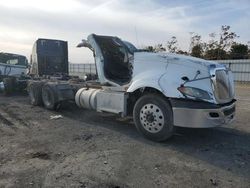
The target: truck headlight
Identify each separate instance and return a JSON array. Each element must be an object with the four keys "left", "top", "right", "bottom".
[{"left": 178, "top": 86, "right": 212, "bottom": 100}]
